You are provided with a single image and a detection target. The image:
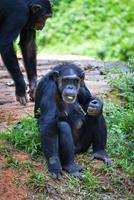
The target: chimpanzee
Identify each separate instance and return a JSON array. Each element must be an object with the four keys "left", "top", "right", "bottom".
[
  {"left": 0, "top": 0, "right": 52, "bottom": 105},
  {"left": 34, "top": 63, "right": 112, "bottom": 179}
]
